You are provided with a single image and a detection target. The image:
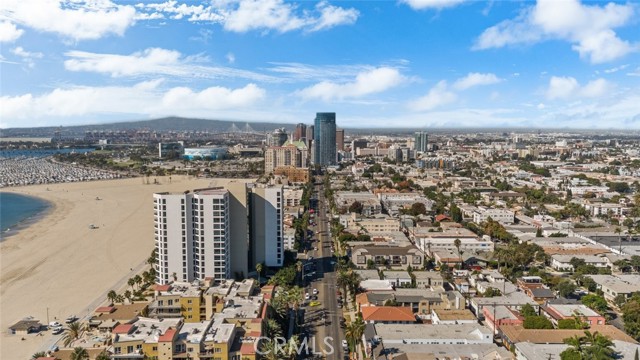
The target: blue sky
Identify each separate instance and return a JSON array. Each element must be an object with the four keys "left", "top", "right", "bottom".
[{"left": 1, "top": 0, "right": 639, "bottom": 129}]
